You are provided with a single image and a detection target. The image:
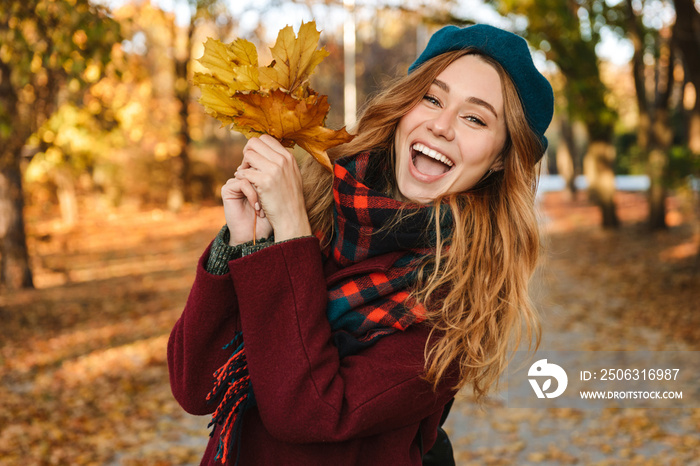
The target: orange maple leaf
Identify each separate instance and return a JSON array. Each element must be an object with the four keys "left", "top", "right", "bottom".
[{"left": 234, "top": 90, "right": 352, "bottom": 170}]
